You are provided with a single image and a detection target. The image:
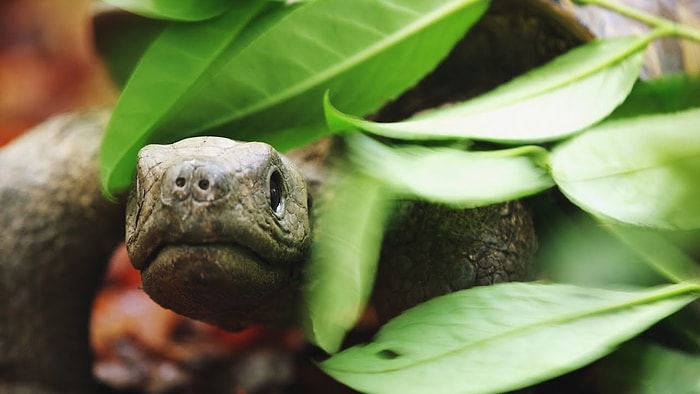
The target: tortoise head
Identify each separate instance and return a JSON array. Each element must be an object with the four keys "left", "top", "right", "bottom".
[{"left": 125, "top": 136, "right": 311, "bottom": 329}]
